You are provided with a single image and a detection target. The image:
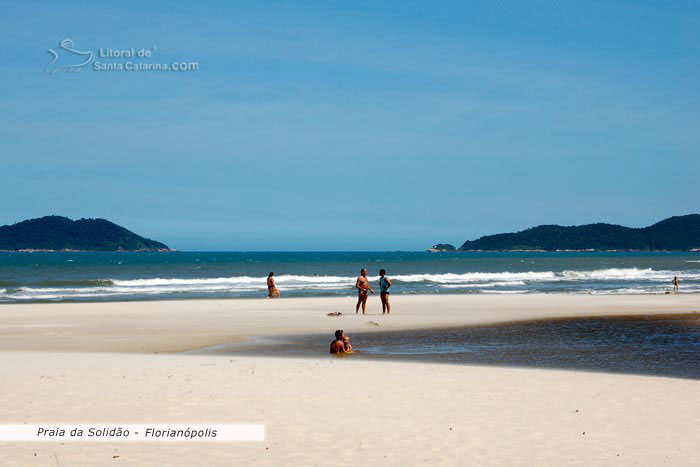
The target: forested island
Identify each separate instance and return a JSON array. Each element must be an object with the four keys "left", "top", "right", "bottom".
[
  {"left": 441, "top": 215, "right": 700, "bottom": 252},
  {"left": 0, "top": 216, "right": 172, "bottom": 251}
]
